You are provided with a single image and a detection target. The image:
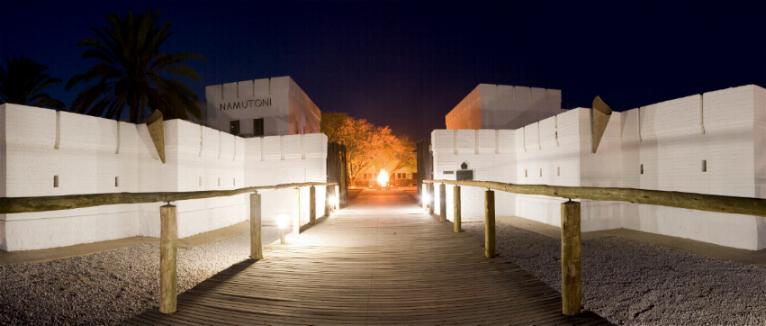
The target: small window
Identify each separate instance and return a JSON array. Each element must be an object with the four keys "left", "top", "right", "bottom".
[
  {"left": 229, "top": 120, "right": 240, "bottom": 135},
  {"left": 199, "top": 176, "right": 202, "bottom": 187},
  {"left": 114, "top": 176, "right": 119, "bottom": 187},
  {"left": 217, "top": 177, "right": 221, "bottom": 186},
  {"left": 233, "top": 177, "right": 236, "bottom": 186},
  {"left": 702, "top": 160, "right": 707, "bottom": 172},
  {"left": 524, "top": 169, "right": 528, "bottom": 178},
  {"left": 53, "top": 175, "right": 59, "bottom": 188},
  {"left": 557, "top": 166, "right": 560, "bottom": 177},
  {"left": 640, "top": 164, "right": 644, "bottom": 175},
  {"left": 253, "top": 118, "right": 264, "bottom": 137},
  {"left": 539, "top": 168, "right": 542, "bottom": 177}
]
